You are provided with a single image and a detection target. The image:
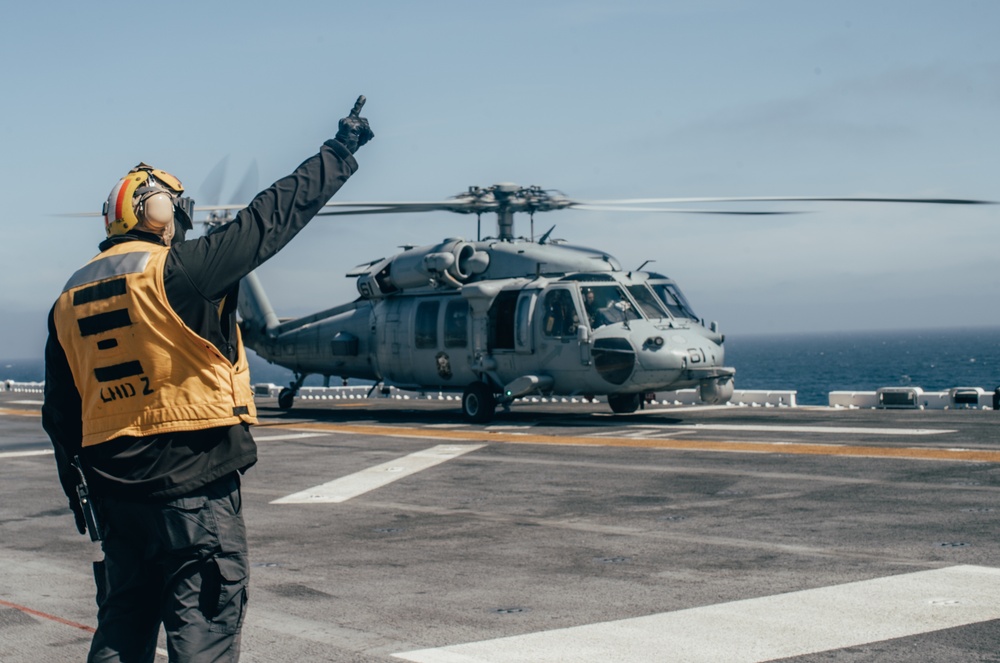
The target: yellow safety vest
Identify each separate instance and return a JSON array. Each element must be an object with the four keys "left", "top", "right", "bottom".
[{"left": 53, "top": 242, "right": 257, "bottom": 447}]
